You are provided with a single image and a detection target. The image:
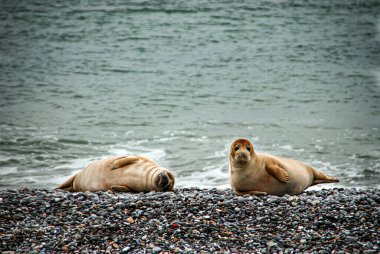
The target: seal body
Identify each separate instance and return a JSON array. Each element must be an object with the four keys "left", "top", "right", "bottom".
[
  {"left": 229, "top": 139, "right": 339, "bottom": 196},
  {"left": 57, "top": 155, "right": 175, "bottom": 192}
]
